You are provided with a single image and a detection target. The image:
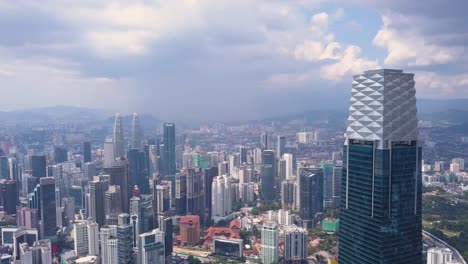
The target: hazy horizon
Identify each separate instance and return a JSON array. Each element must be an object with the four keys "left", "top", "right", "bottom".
[{"left": 0, "top": 0, "right": 467, "bottom": 122}]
